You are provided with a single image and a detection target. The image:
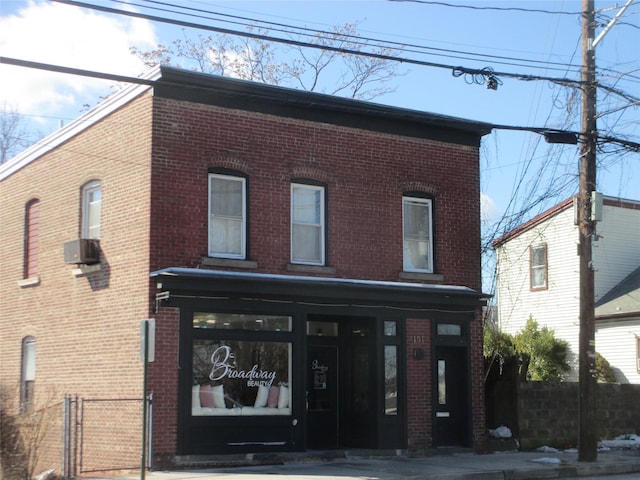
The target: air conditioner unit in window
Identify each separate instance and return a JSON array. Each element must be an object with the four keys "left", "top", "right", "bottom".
[{"left": 64, "top": 239, "right": 100, "bottom": 265}]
